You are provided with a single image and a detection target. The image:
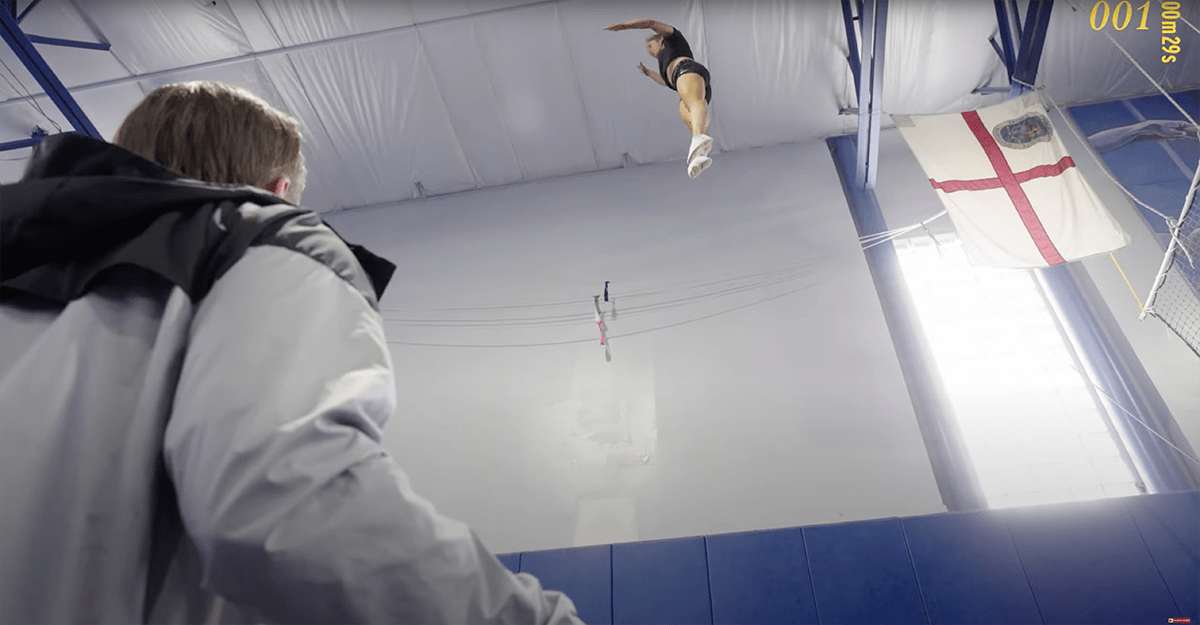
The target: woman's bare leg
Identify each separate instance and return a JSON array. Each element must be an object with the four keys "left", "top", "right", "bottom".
[
  {"left": 679, "top": 99, "right": 694, "bottom": 134},
  {"left": 675, "top": 72, "right": 712, "bottom": 177},
  {"left": 675, "top": 73, "right": 708, "bottom": 136}
]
